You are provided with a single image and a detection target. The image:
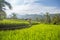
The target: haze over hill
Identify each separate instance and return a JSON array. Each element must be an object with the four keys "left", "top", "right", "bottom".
[{"left": 14, "top": 13, "right": 60, "bottom": 20}]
